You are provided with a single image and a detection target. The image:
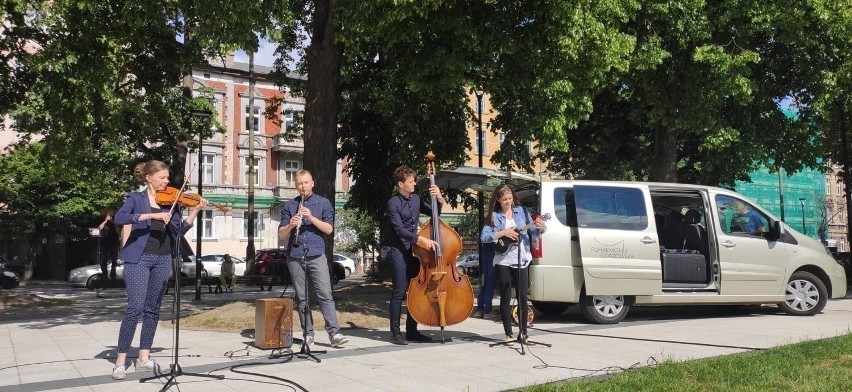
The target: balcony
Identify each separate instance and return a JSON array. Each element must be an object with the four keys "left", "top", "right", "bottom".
[
  {"left": 272, "top": 134, "right": 304, "bottom": 152},
  {"left": 273, "top": 186, "right": 299, "bottom": 199}
]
